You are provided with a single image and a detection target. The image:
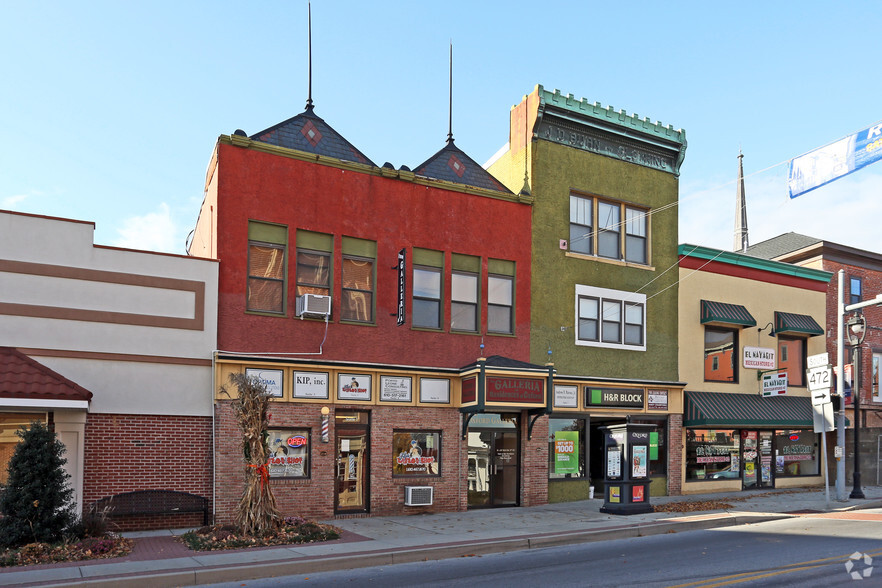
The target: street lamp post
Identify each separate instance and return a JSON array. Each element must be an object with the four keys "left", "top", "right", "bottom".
[{"left": 847, "top": 313, "right": 866, "bottom": 499}]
